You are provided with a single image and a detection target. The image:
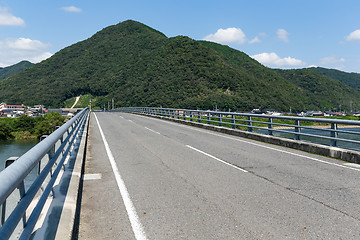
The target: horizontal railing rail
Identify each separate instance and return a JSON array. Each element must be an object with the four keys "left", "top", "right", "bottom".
[
  {"left": 114, "top": 107, "right": 360, "bottom": 151},
  {"left": 0, "top": 108, "right": 89, "bottom": 240}
]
